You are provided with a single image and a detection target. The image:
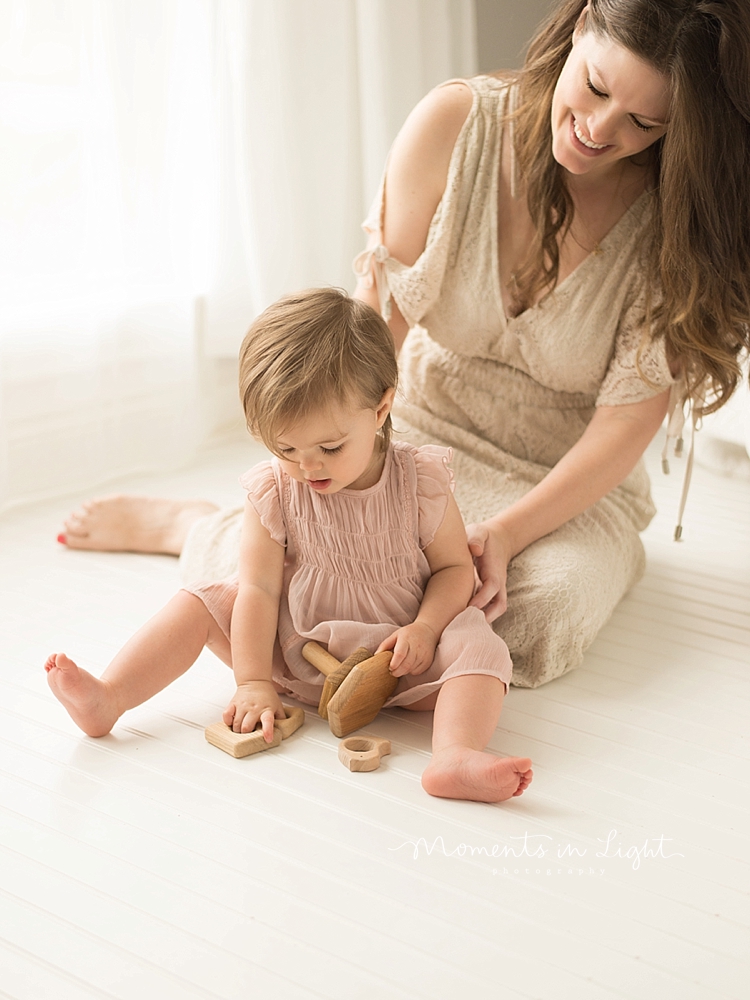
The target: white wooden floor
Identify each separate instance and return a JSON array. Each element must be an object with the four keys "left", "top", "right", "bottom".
[{"left": 1, "top": 436, "right": 748, "bottom": 1000}]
